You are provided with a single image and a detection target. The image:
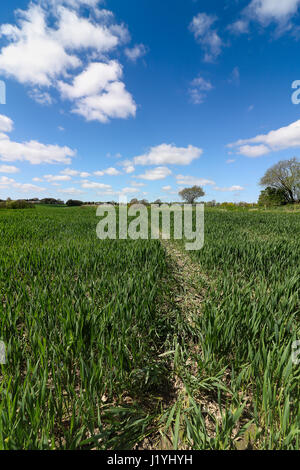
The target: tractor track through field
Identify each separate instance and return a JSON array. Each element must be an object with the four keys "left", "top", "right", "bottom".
[
  {"left": 160, "top": 239, "right": 209, "bottom": 325},
  {"left": 140, "top": 239, "right": 255, "bottom": 450},
  {"left": 162, "top": 240, "right": 225, "bottom": 440},
  {"left": 140, "top": 239, "right": 226, "bottom": 450}
]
